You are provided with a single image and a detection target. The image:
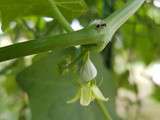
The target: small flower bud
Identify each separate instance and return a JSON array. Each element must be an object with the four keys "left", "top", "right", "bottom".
[{"left": 80, "top": 57, "right": 97, "bottom": 81}]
